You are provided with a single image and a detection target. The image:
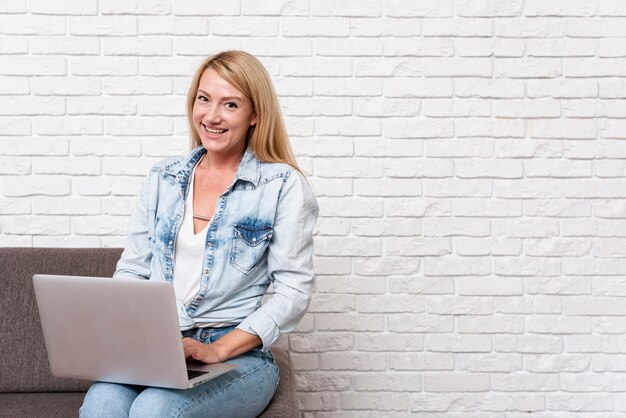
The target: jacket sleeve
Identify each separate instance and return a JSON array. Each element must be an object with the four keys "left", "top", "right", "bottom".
[
  {"left": 237, "top": 169, "right": 319, "bottom": 350},
  {"left": 113, "top": 171, "right": 154, "bottom": 280}
]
